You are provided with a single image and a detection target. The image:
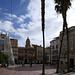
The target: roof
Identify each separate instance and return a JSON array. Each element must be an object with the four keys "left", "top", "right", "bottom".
[{"left": 10, "top": 38, "right": 18, "bottom": 40}]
